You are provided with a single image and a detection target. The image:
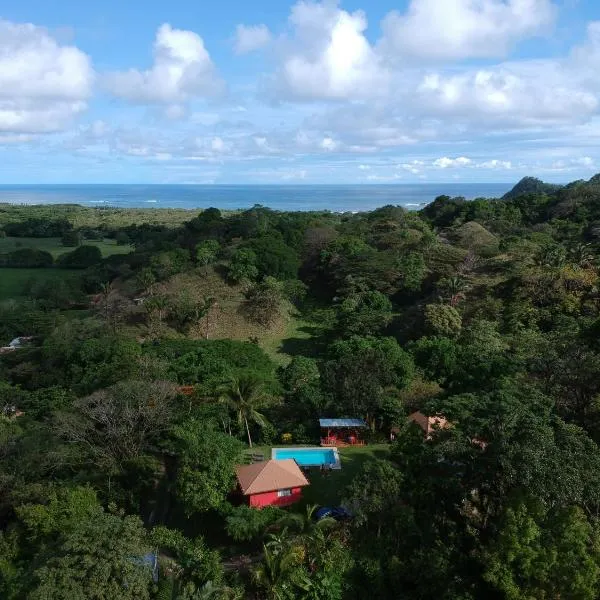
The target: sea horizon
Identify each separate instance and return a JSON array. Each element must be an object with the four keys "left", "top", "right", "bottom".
[{"left": 0, "top": 182, "right": 514, "bottom": 212}]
